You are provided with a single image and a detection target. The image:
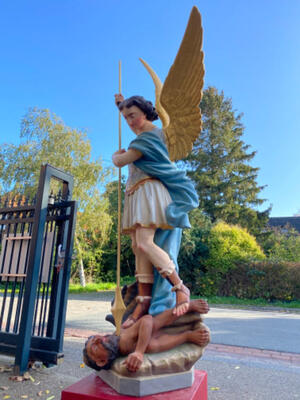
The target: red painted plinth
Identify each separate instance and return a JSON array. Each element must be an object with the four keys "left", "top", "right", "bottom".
[{"left": 61, "top": 370, "right": 207, "bottom": 400}]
